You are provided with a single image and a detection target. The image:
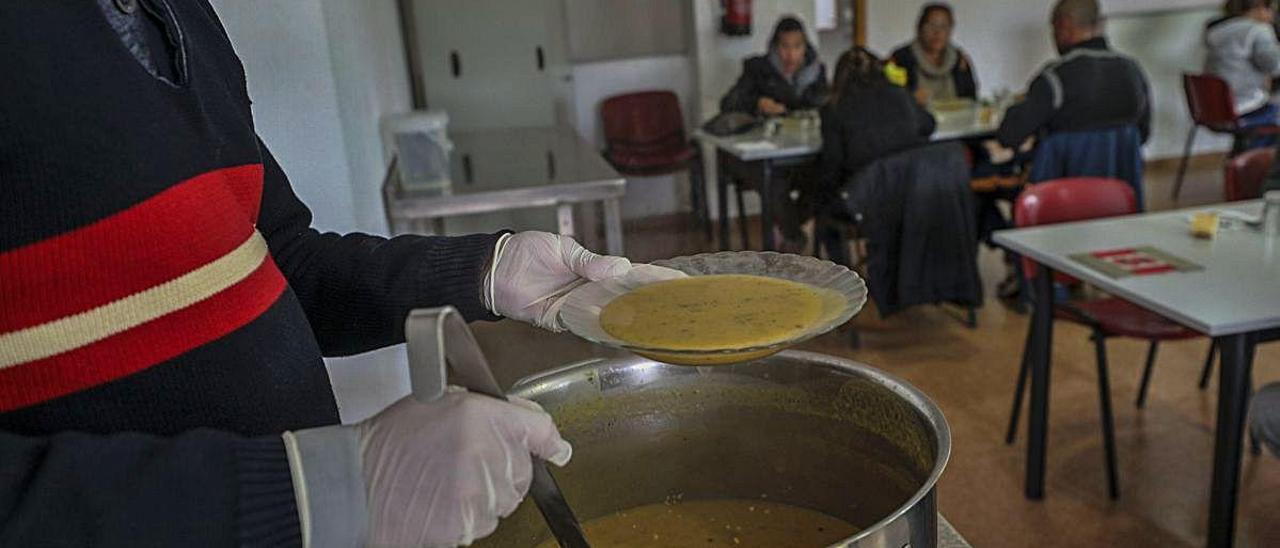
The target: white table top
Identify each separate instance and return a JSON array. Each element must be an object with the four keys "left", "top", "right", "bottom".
[
  {"left": 695, "top": 105, "right": 1001, "bottom": 163},
  {"left": 693, "top": 127, "right": 822, "bottom": 162},
  {"left": 387, "top": 126, "right": 625, "bottom": 218},
  {"left": 993, "top": 201, "right": 1280, "bottom": 336}
]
